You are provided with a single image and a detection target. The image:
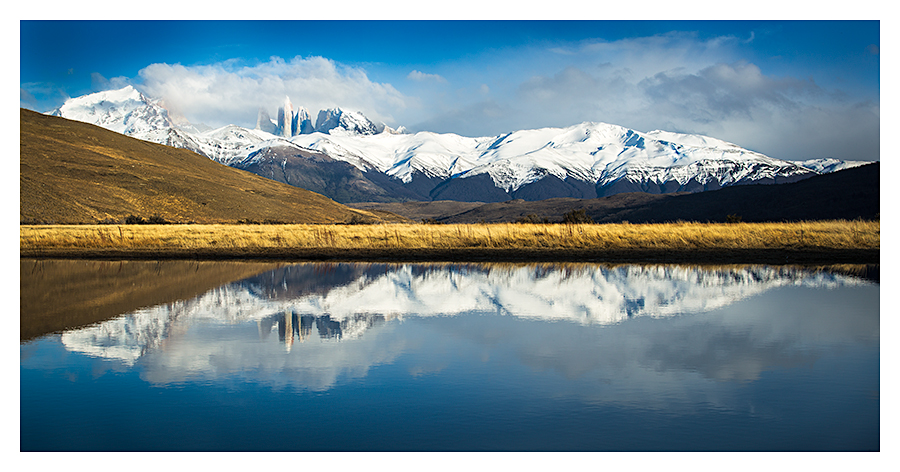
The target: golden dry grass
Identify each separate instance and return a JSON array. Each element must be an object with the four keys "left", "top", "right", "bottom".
[{"left": 20, "top": 220, "right": 879, "bottom": 252}]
